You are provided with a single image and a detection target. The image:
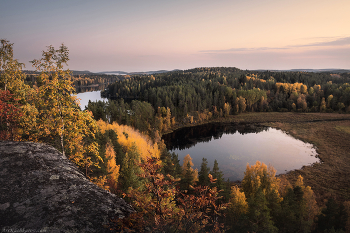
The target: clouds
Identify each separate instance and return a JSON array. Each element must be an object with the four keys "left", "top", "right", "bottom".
[
  {"left": 200, "top": 36, "right": 350, "bottom": 53},
  {"left": 196, "top": 36, "right": 350, "bottom": 70},
  {"left": 197, "top": 39, "right": 350, "bottom": 70}
]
